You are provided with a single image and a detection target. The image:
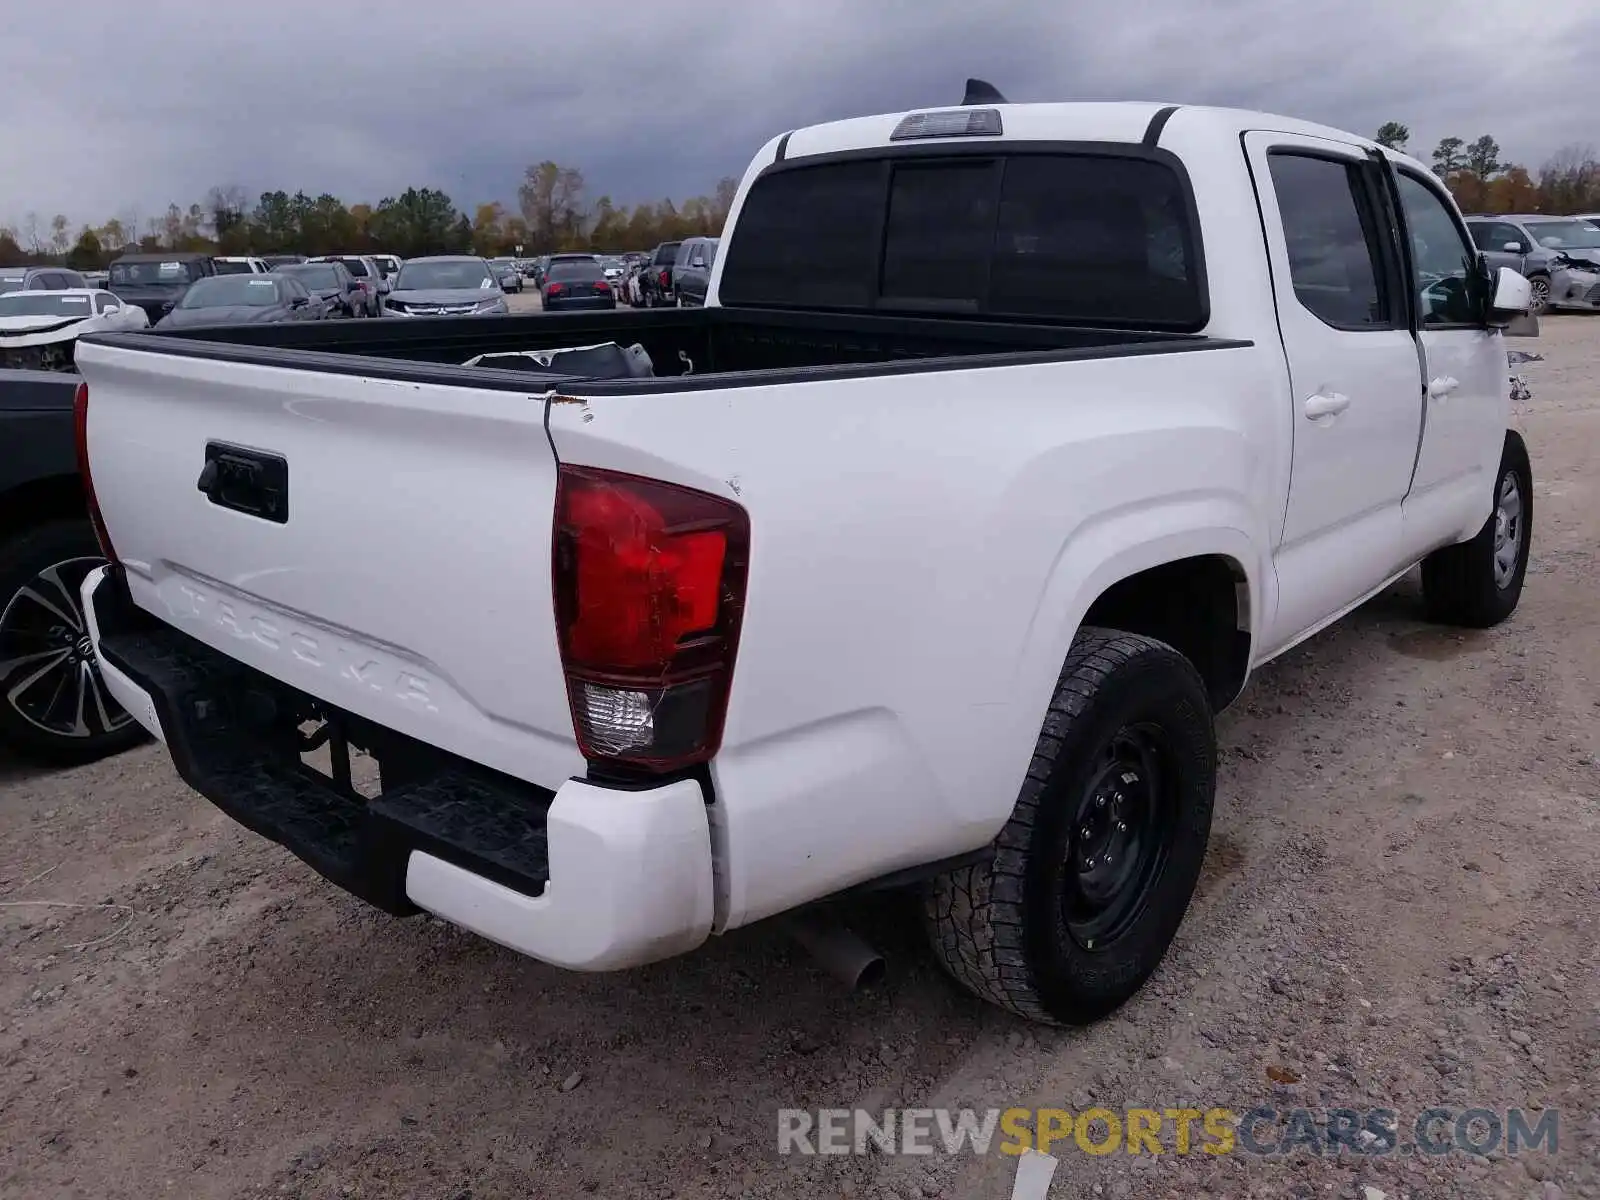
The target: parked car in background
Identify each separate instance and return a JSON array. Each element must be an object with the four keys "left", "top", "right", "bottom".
[
  {"left": 155, "top": 273, "right": 328, "bottom": 328},
  {"left": 305, "top": 255, "right": 384, "bottom": 316},
  {"left": 598, "top": 255, "right": 626, "bottom": 286},
  {"left": 637, "top": 241, "right": 682, "bottom": 306},
  {"left": 489, "top": 257, "right": 523, "bottom": 293},
  {"left": 384, "top": 256, "right": 509, "bottom": 316},
  {"left": 0, "top": 370, "right": 145, "bottom": 763},
  {"left": 261, "top": 254, "right": 308, "bottom": 268},
  {"left": 0, "top": 266, "right": 90, "bottom": 295},
  {"left": 0, "top": 289, "right": 148, "bottom": 372},
  {"left": 621, "top": 260, "right": 645, "bottom": 305},
  {"left": 272, "top": 261, "right": 364, "bottom": 318},
  {"left": 1466, "top": 215, "right": 1600, "bottom": 313},
  {"left": 213, "top": 256, "right": 271, "bottom": 275},
  {"left": 672, "top": 237, "right": 719, "bottom": 307},
  {"left": 539, "top": 258, "right": 616, "bottom": 311},
  {"left": 371, "top": 254, "right": 403, "bottom": 282},
  {"left": 105, "top": 252, "right": 216, "bottom": 322},
  {"left": 1515, "top": 217, "right": 1600, "bottom": 311},
  {"left": 82, "top": 271, "right": 110, "bottom": 288}
]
